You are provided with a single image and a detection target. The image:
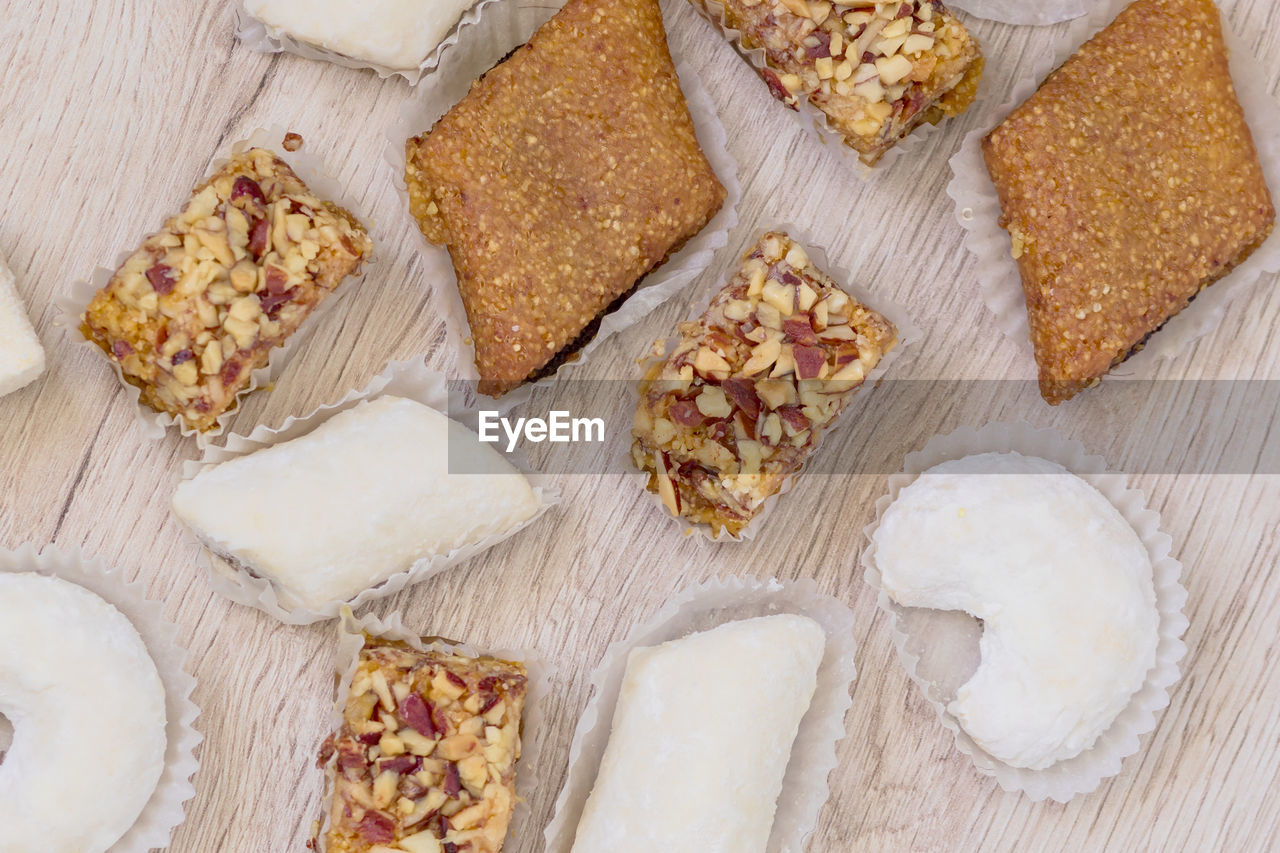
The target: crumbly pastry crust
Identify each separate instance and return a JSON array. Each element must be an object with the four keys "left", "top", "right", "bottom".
[
  {"left": 631, "top": 231, "right": 896, "bottom": 537},
  {"left": 982, "top": 0, "right": 1275, "bottom": 404},
  {"left": 695, "top": 0, "right": 983, "bottom": 164},
  {"left": 322, "top": 639, "right": 527, "bottom": 853},
  {"left": 404, "top": 0, "right": 726, "bottom": 396},
  {"left": 82, "top": 147, "right": 372, "bottom": 431}
]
